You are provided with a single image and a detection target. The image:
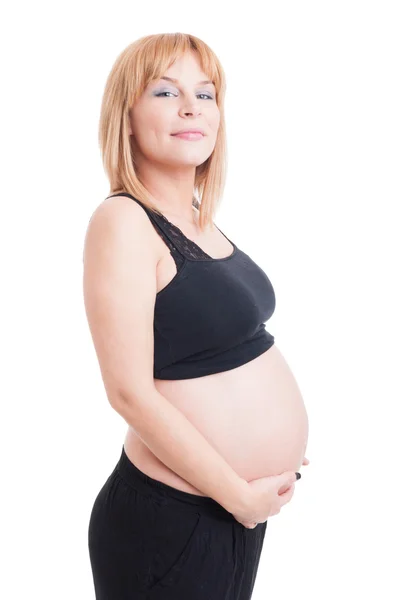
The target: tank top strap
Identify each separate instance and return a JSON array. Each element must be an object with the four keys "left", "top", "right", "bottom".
[
  {"left": 106, "top": 192, "right": 186, "bottom": 271},
  {"left": 106, "top": 192, "right": 214, "bottom": 262}
]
